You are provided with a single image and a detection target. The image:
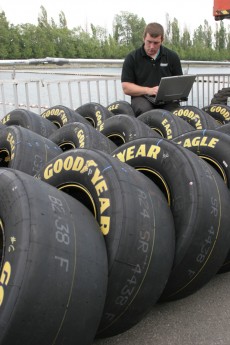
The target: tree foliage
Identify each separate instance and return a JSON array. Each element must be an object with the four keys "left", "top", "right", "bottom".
[{"left": 0, "top": 7, "right": 230, "bottom": 61}]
